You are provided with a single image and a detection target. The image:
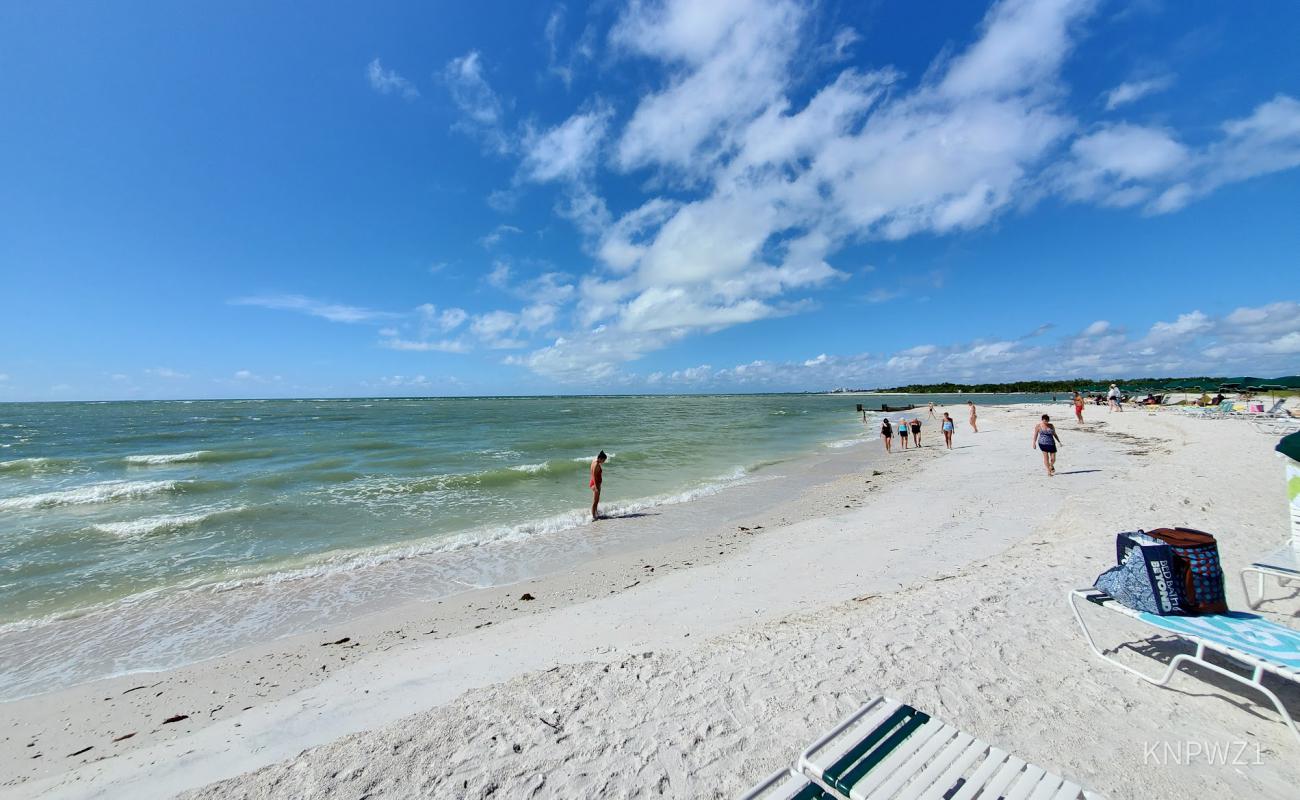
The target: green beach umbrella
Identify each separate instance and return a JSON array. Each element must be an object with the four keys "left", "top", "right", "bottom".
[{"left": 1278, "top": 430, "right": 1300, "bottom": 463}]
